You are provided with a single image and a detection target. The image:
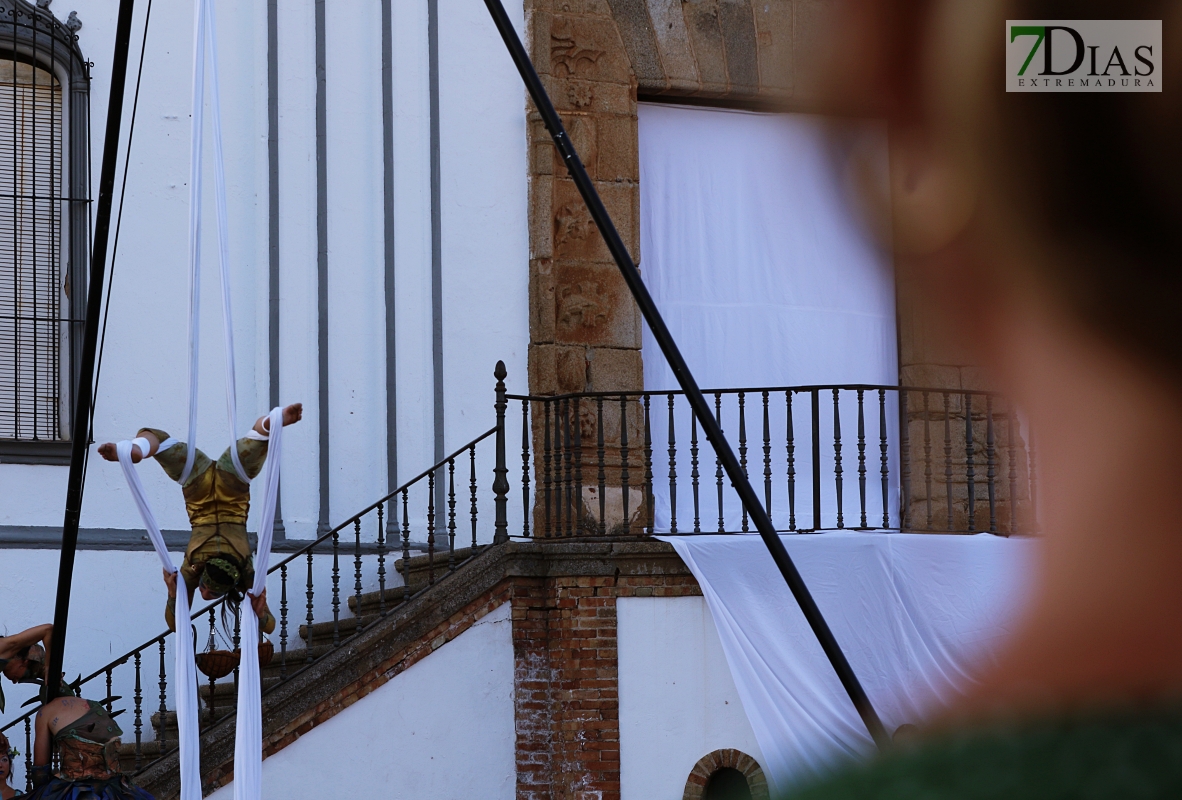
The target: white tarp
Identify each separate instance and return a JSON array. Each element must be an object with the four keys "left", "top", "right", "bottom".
[
  {"left": 638, "top": 104, "right": 899, "bottom": 531},
  {"left": 662, "top": 532, "right": 1037, "bottom": 793}
]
